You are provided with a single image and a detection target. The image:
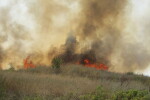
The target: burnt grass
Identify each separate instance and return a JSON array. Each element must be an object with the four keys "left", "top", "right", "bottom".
[{"left": 0, "top": 64, "right": 150, "bottom": 100}]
